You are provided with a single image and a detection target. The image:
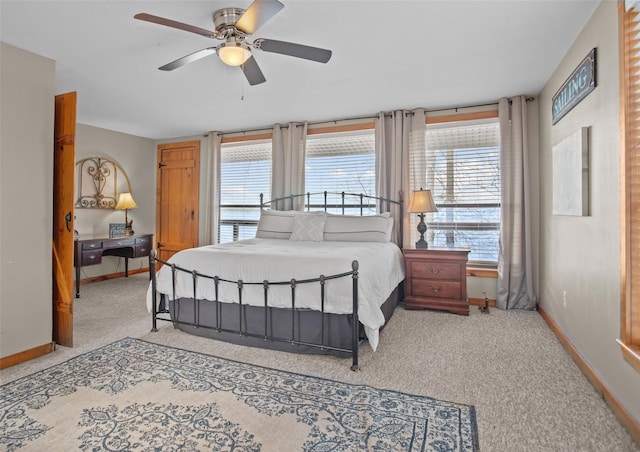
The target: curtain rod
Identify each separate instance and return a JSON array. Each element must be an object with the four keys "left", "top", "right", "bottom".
[
  {"left": 212, "top": 96, "right": 535, "bottom": 137},
  {"left": 407, "top": 96, "right": 534, "bottom": 116},
  {"left": 420, "top": 101, "right": 499, "bottom": 115}
]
